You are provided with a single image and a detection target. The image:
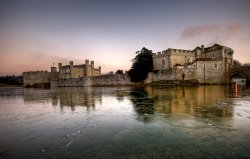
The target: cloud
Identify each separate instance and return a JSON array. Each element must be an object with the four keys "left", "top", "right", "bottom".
[
  {"left": 178, "top": 22, "right": 242, "bottom": 48},
  {"left": 215, "top": 22, "right": 241, "bottom": 42},
  {"left": 180, "top": 24, "right": 220, "bottom": 39}
]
